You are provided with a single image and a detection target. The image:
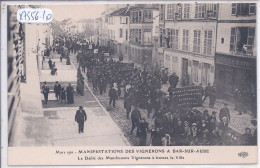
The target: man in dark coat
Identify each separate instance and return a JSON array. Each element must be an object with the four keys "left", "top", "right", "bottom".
[
  {"left": 168, "top": 72, "right": 179, "bottom": 88},
  {"left": 124, "top": 95, "right": 132, "bottom": 119},
  {"left": 98, "top": 77, "right": 105, "bottom": 95},
  {"left": 203, "top": 83, "right": 211, "bottom": 103},
  {"left": 75, "top": 106, "right": 87, "bottom": 133},
  {"left": 219, "top": 103, "right": 230, "bottom": 123},
  {"left": 42, "top": 81, "right": 49, "bottom": 104},
  {"left": 109, "top": 86, "right": 117, "bottom": 107},
  {"left": 54, "top": 81, "right": 61, "bottom": 101},
  {"left": 48, "top": 59, "right": 52, "bottom": 69},
  {"left": 151, "top": 127, "right": 163, "bottom": 146},
  {"left": 209, "top": 84, "right": 216, "bottom": 108},
  {"left": 131, "top": 105, "right": 141, "bottom": 134},
  {"left": 137, "top": 118, "right": 149, "bottom": 146},
  {"left": 66, "top": 83, "right": 74, "bottom": 104}
]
